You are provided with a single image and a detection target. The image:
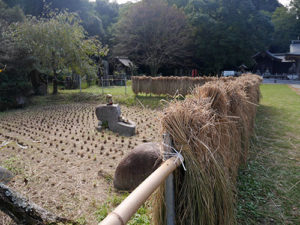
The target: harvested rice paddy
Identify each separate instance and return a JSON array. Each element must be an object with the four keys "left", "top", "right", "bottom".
[
  {"left": 0, "top": 103, "right": 160, "bottom": 224},
  {"left": 0, "top": 81, "right": 299, "bottom": 225}
]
